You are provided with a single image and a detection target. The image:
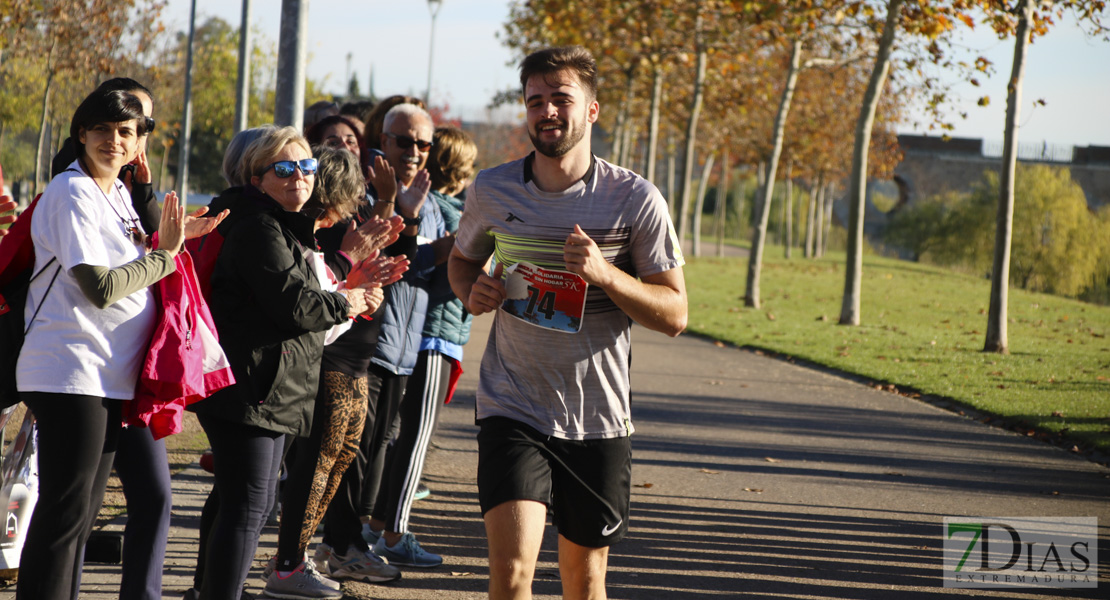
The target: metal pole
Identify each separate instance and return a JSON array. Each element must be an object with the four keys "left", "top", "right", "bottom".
[
  {"left": 275, "top": 0, "right": 309, "bottom": 130},
  {"left": 233, "top": 0, "right": 253, "bottom": 133},
  {"left": 426, "top": 0, "right": 443, "bottom": 103},
  {"left": 177, "top": 0, "right": 197, "bottom": 204}
]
